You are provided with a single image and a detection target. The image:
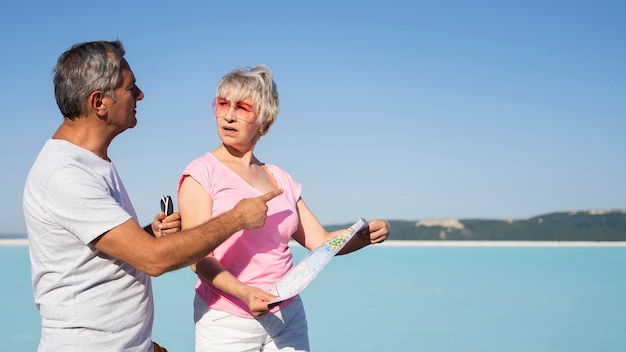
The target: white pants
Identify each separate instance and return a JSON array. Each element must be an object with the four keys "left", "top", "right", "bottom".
[{"left": 194, "top": 293, "right": 310, "bottom": 352}]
